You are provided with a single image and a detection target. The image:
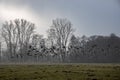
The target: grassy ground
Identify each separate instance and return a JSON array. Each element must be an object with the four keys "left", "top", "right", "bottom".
[{"left": 0, "top": 64, "right": 120, "bottom": 80}]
